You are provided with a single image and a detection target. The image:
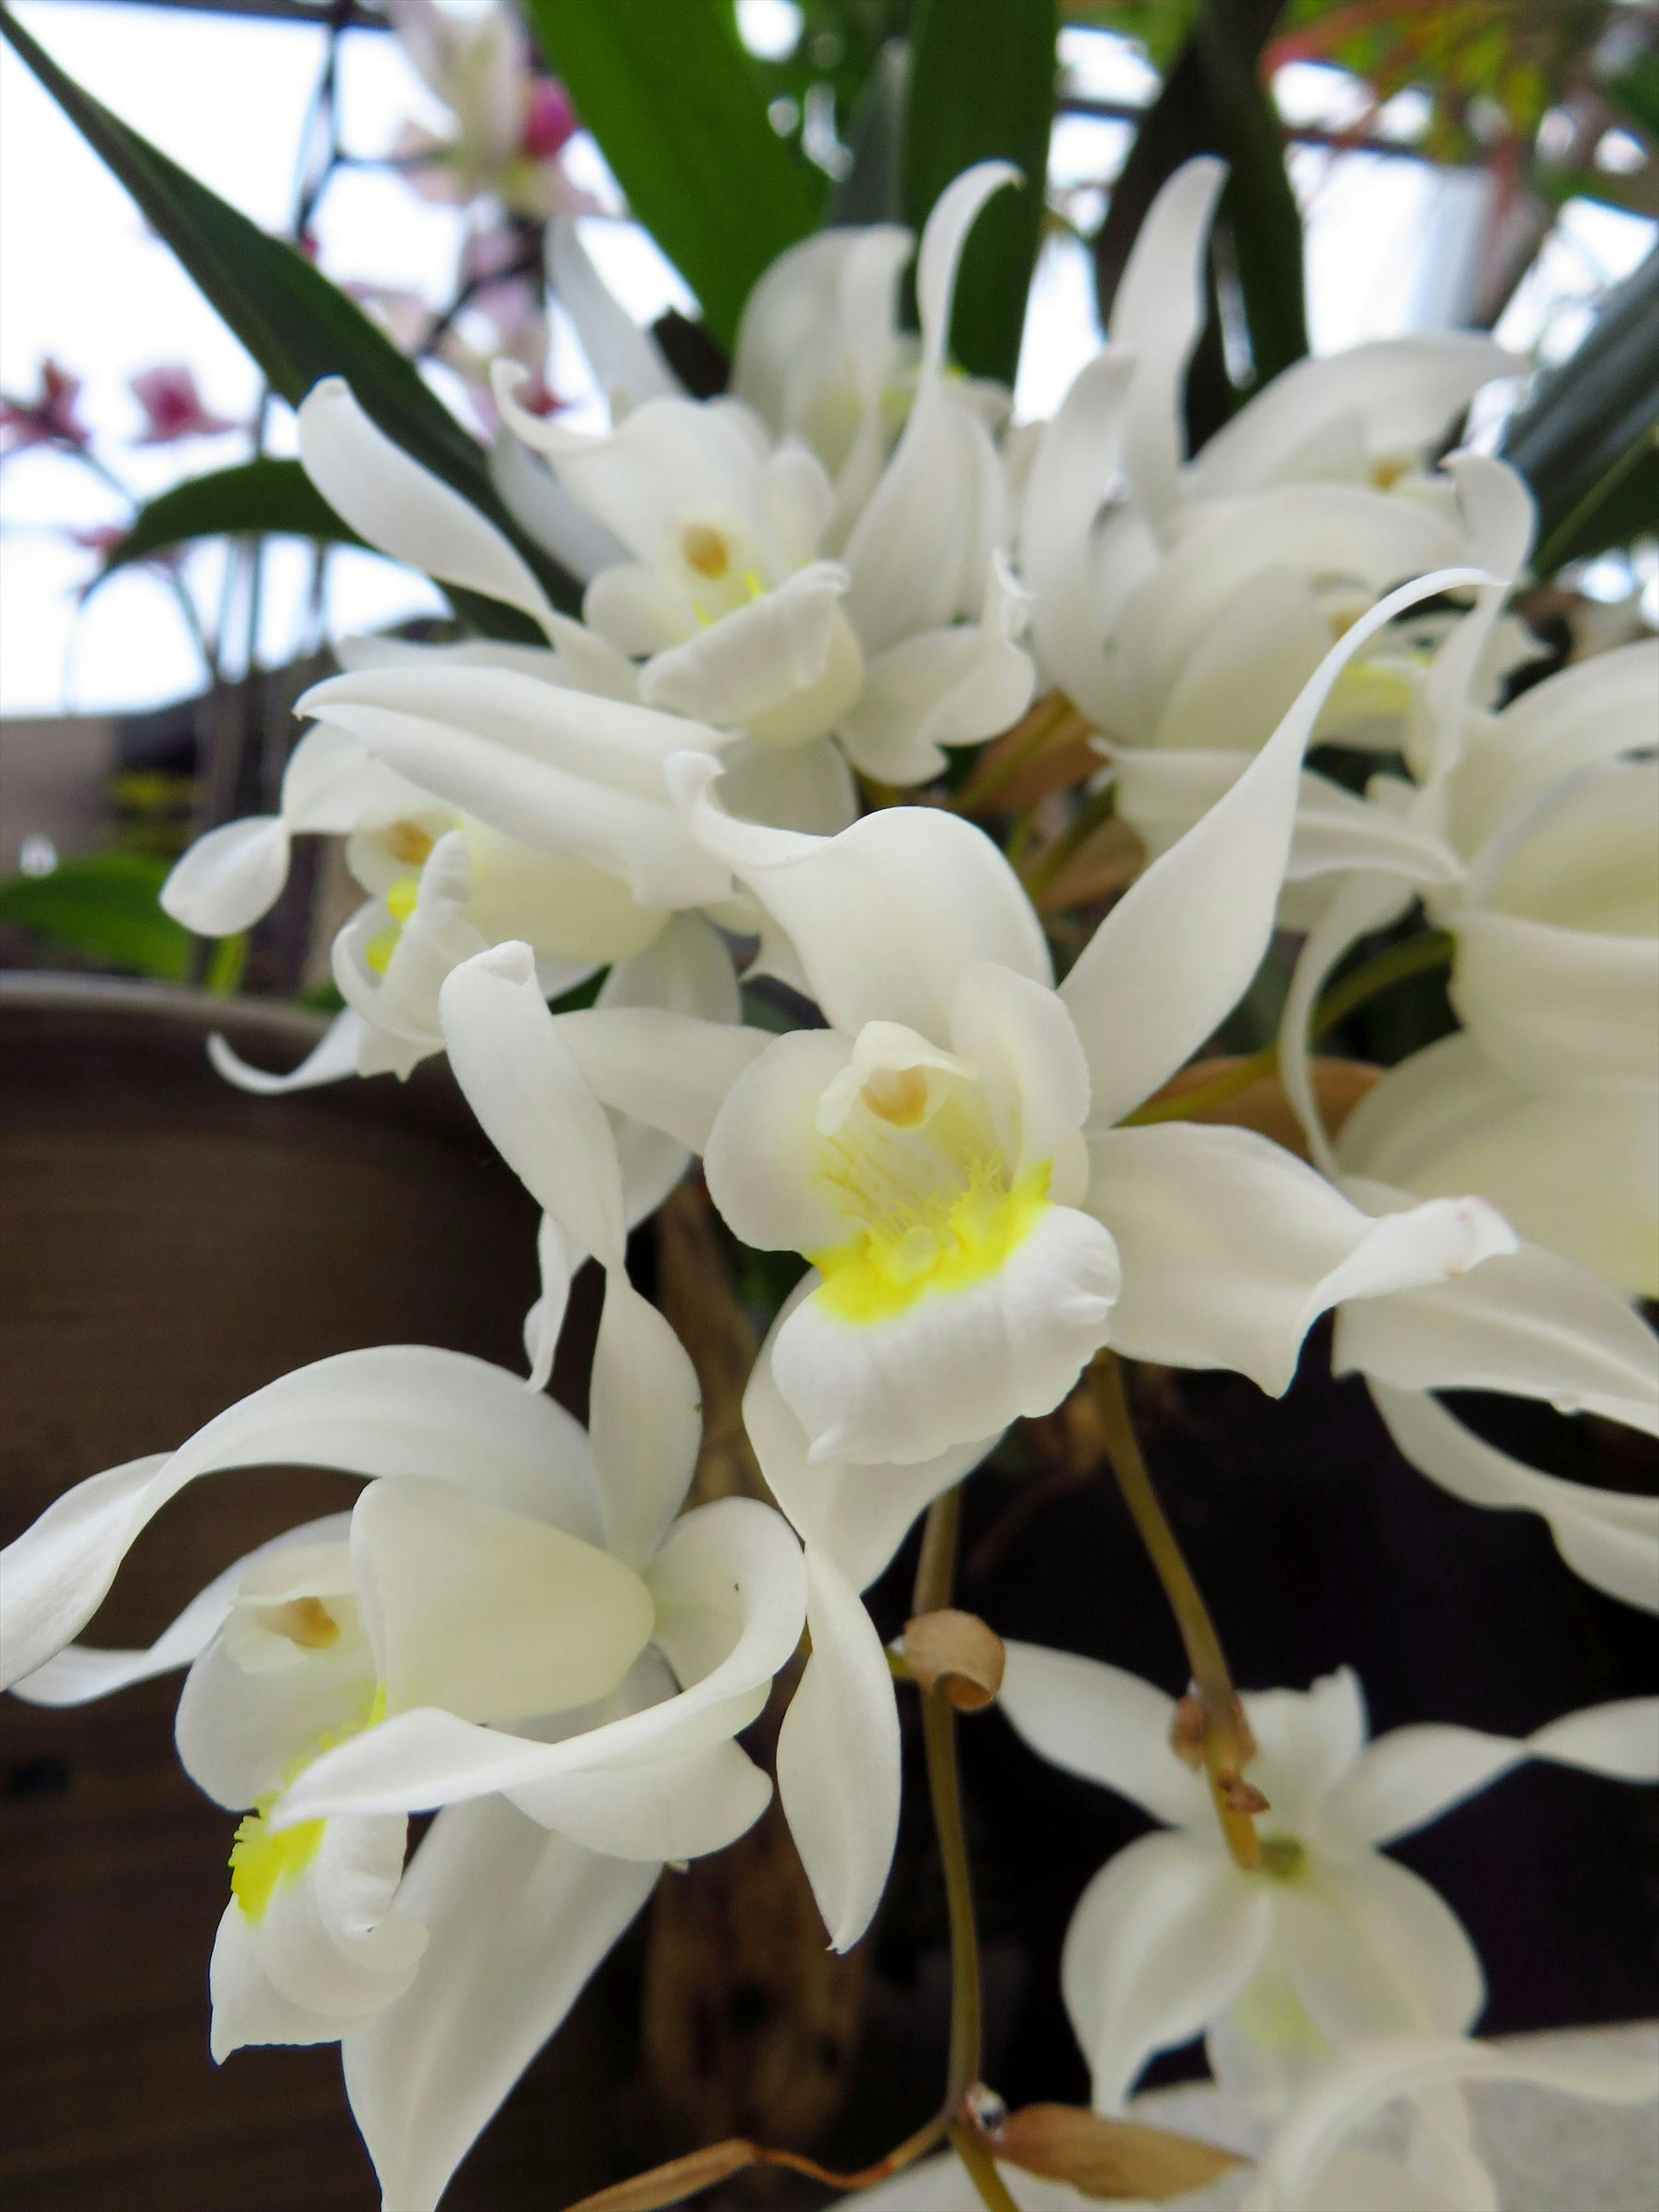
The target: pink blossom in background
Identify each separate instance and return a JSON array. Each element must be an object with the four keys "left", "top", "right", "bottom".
[
  {"left": 521, "top": 77, "right": 577, "bottom": 161},
  {"left": 0, "top": 359, "right": 92, "bottom": 454},
  {"left": 130, "top": 365, "right": 239, "bottom": 444}
]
